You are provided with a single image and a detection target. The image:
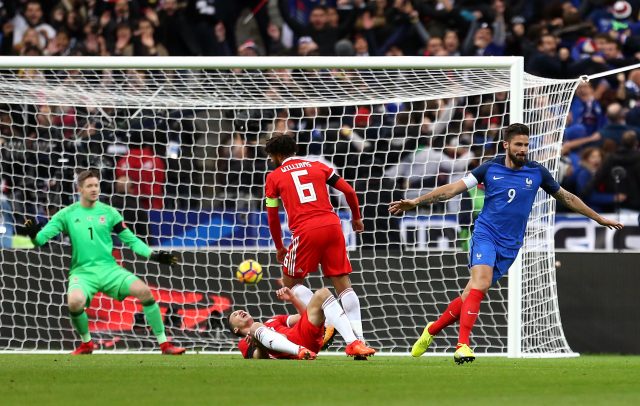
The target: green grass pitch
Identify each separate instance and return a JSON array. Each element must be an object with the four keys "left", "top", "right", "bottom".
[{"left": 1, "top": 354, "right": 639, "bottom": 405}]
